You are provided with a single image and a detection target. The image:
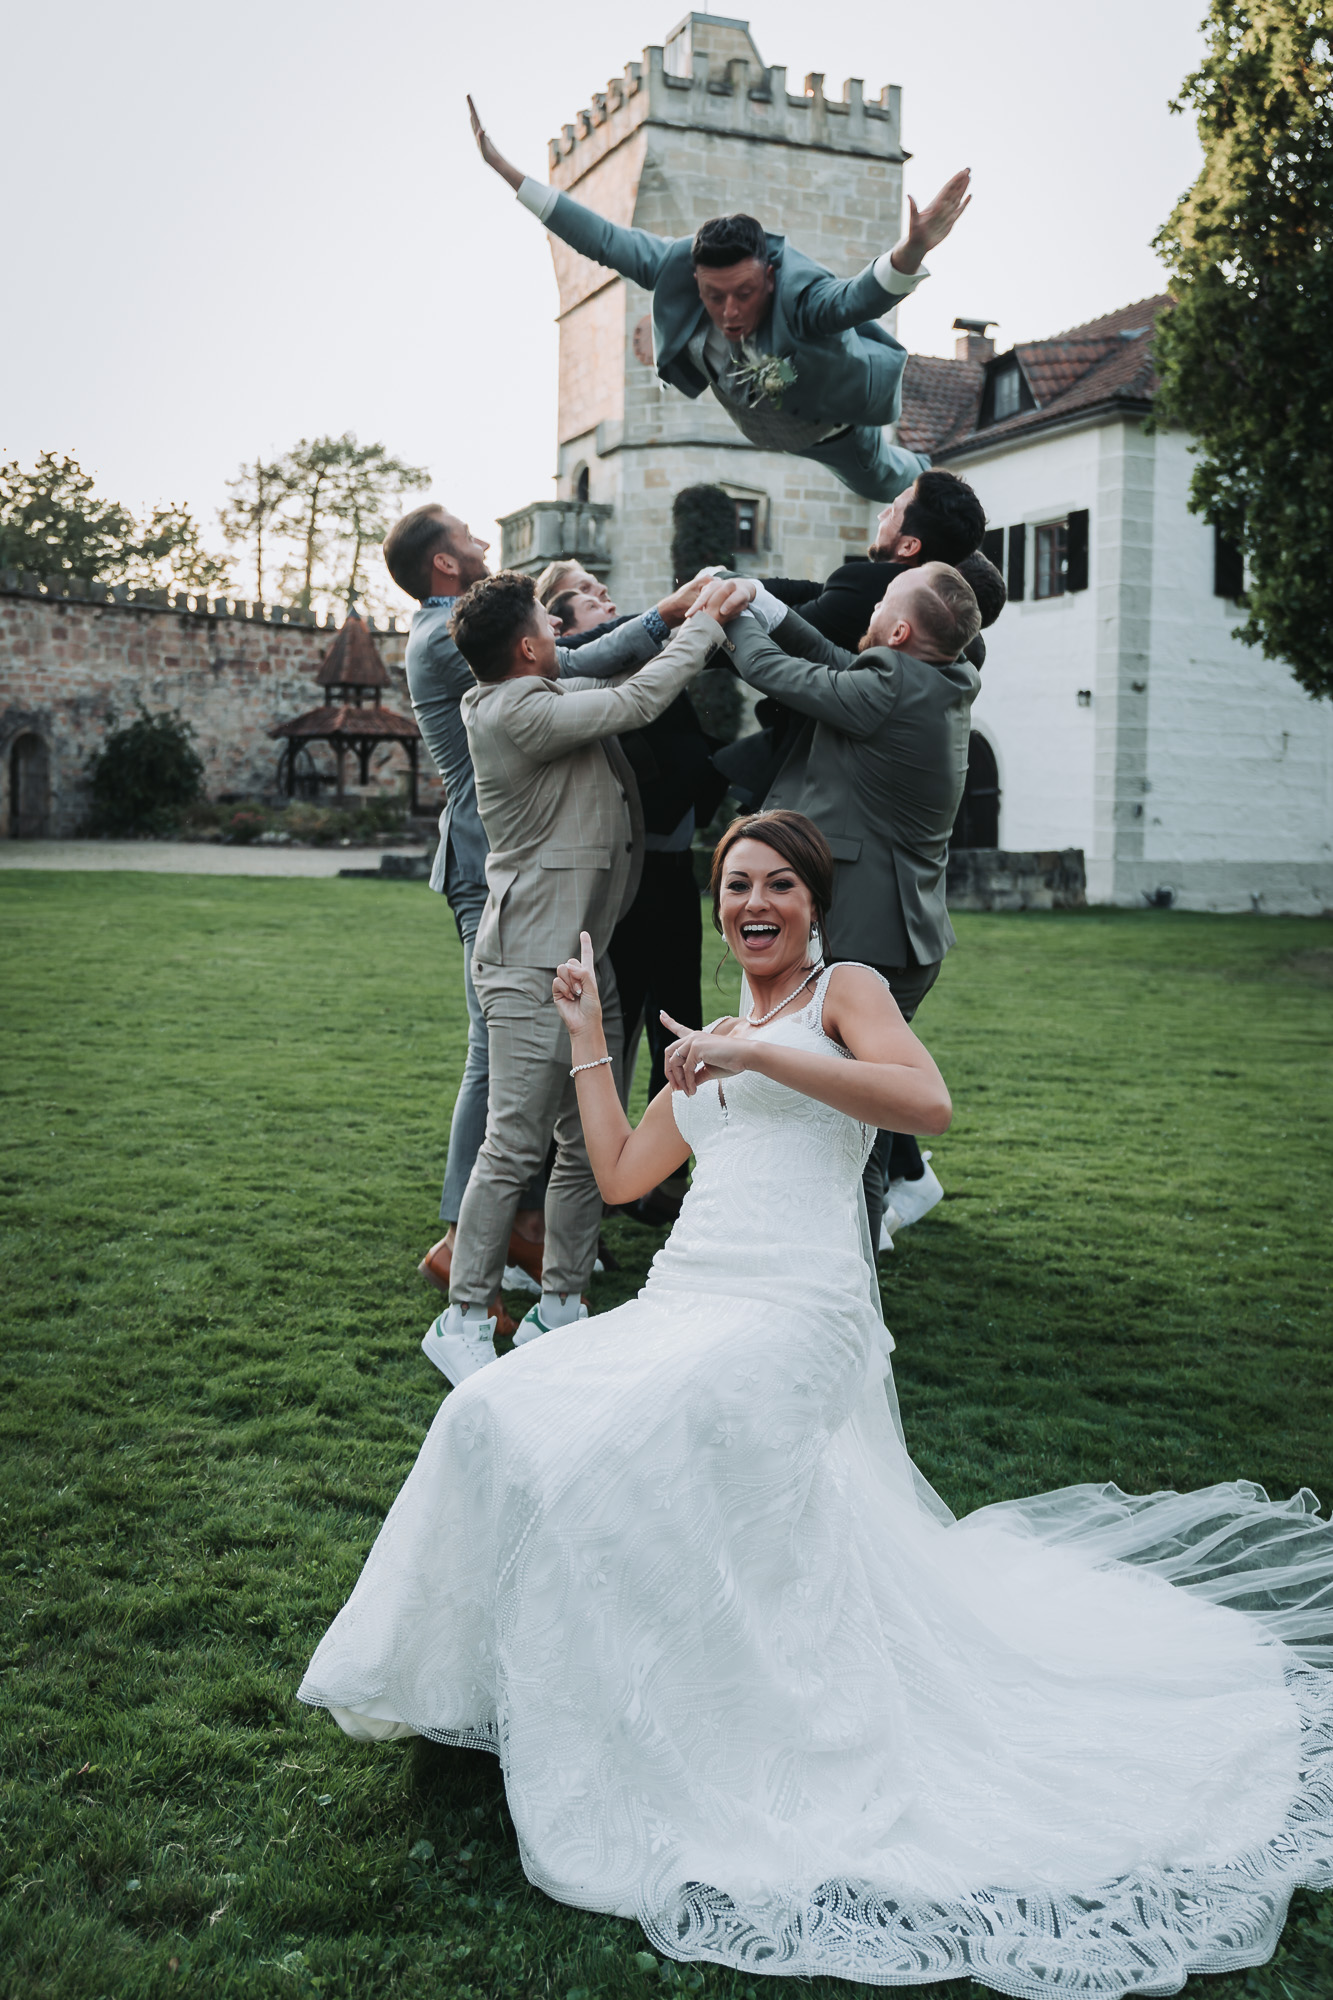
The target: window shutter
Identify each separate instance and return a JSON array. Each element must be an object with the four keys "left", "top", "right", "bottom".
[
  {"left": 1007, "top": 523, "right": 1026, "bottom": 602},
  {"left": 980, "top": 527, "right": 1004, "bottom": 568},
  {"left": 1214, "top": 524, "right": 1244, "bottom": 598},
  {"left": 1065, "top": 509, "right": 1089, "bottom": 592}
]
